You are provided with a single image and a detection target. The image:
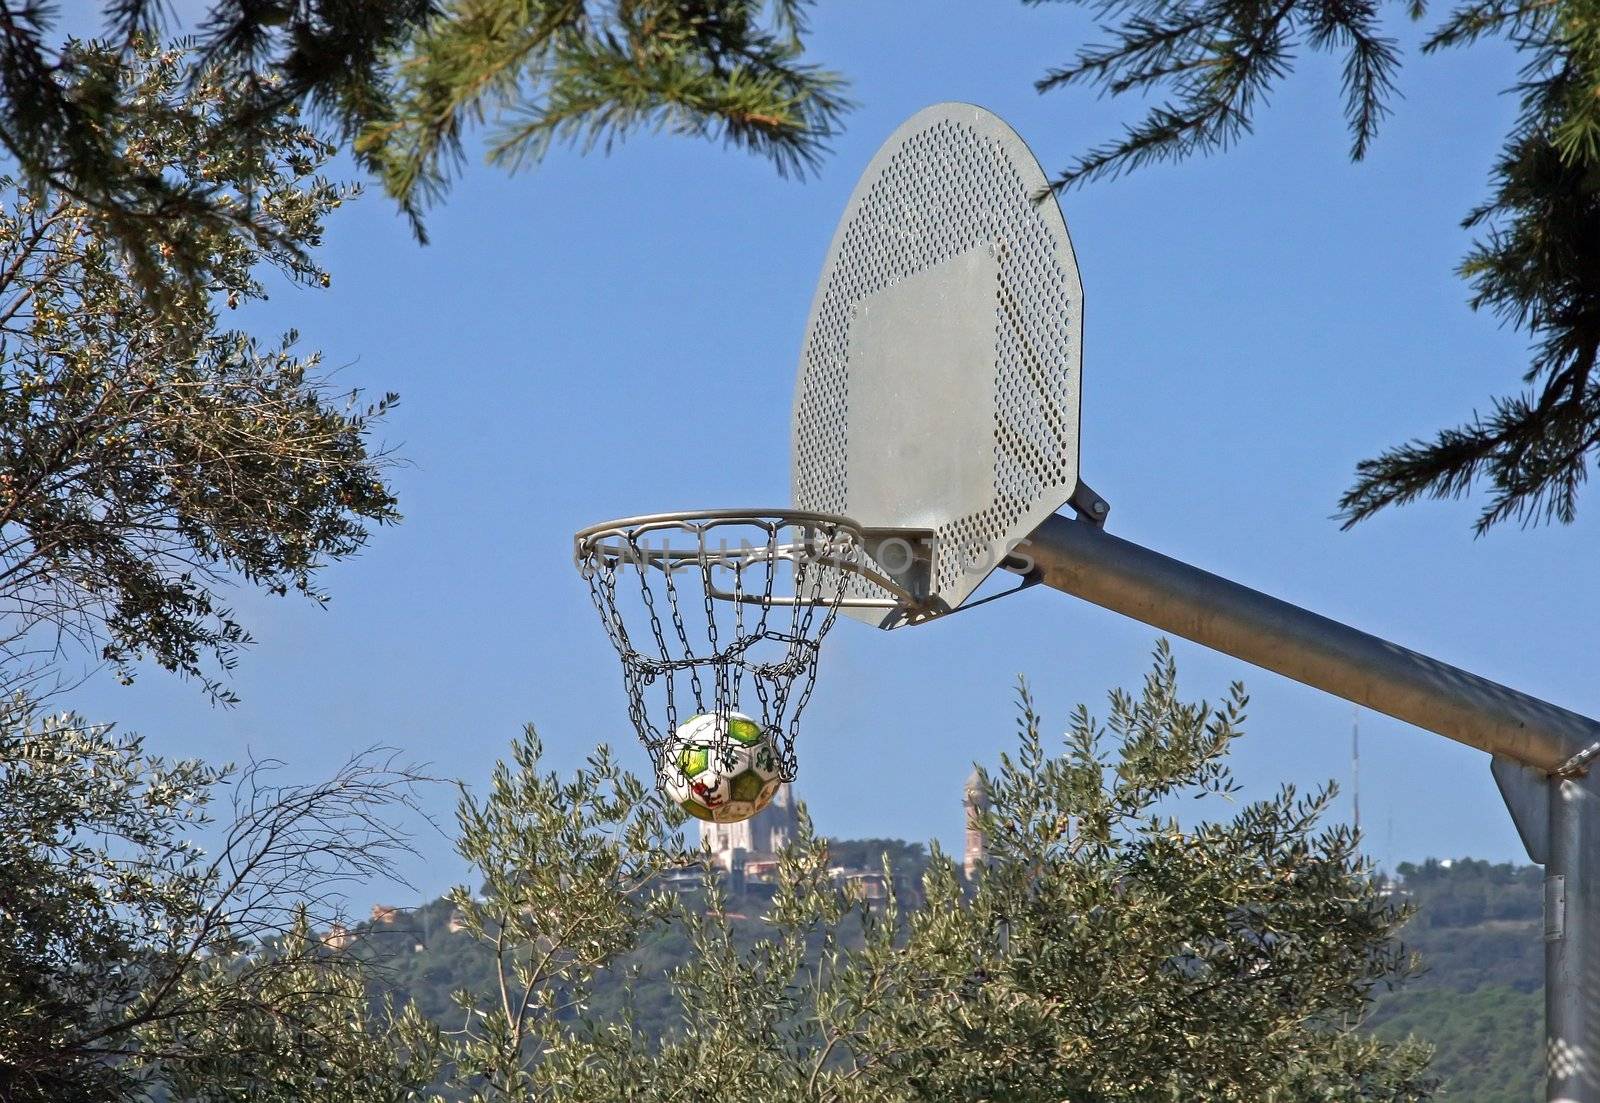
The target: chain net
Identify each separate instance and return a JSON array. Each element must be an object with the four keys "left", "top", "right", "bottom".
[{"left": 575, "top": 513, "right": 858, "bottom": 782}]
